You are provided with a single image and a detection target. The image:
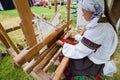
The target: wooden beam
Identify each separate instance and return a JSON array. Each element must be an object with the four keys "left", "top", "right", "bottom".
[
  {"left": 13, "top": 0, "right": 37, "bottom": 48},
  {"left": 0, "top": 23, "right": 19, "bottom": 54},
  {"left": 6, "top": 25, "right": 21, "bottom": 33},
  {"left": 109, "top": 0, "right": 120, "bottom": 26},
  {"left": 105, "top": 0, "right": 120, "bottom": 28},
  {"left": 66, "top": 0, "right": 71, "bottom": 29},
  {"left": 0, "top": 33, "right": 10, "bottom": 48},
  {"left": 14, "top": 20, "right": 71, "bottom": 66},
  {"left": 54, "top": 0, "right": 57, "bottom": 12},
  {"left": 53, "top": 57, "right": 69, "bottom": 80}
]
